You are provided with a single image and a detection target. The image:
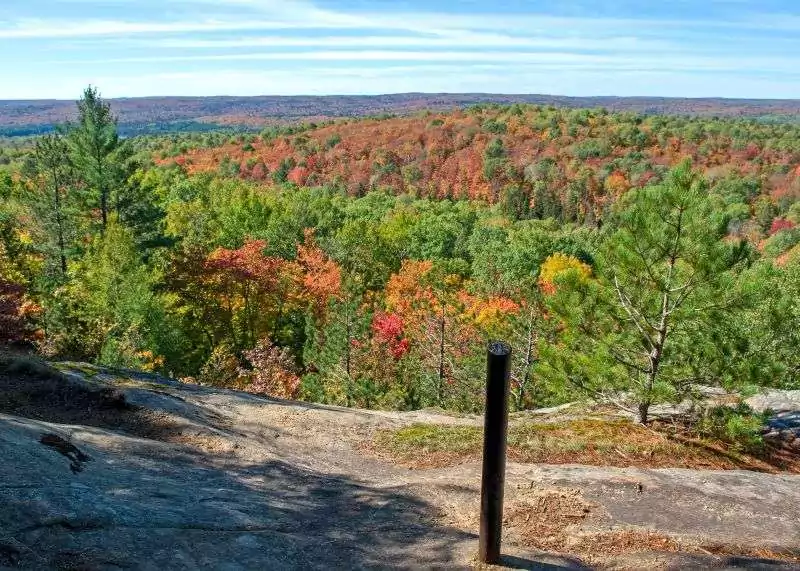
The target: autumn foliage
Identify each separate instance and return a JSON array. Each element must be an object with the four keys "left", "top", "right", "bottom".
[
  {"left": 161, "top": 106, "right": 800, "bottom": 222},
  {"left": 0, "top": 278, "right": 29, "bottom": 347},
  {"left": 0, "top": 245, "right": 38, "bottom": 347},
  {"left": 6, "top": 92, "right": 799, "bottom": 417},
  {"left": 538, "top": 253, "right": 593, "bottom": 295},
  {"left": 296, "top": 229, "right": 342, "bottom": 316},
  {"left": 241, "top": 337, "right": 301, "bottom": 400},
  {"left": 769, "top": 218, "right": 795, "bottom": 236},
  {"left": 371, "top": 312, "right": 410, "bottom": 360}
]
